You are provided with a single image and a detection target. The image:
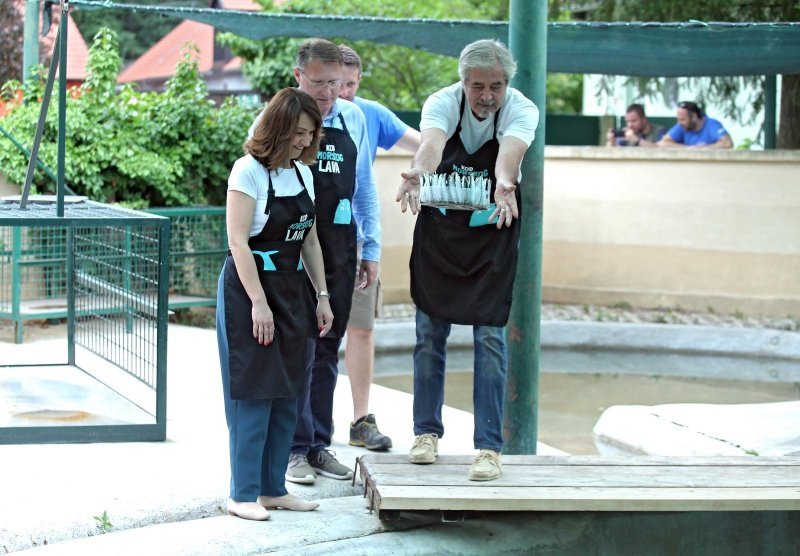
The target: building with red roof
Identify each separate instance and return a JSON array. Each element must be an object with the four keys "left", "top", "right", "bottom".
[{"left": 118, "top": 0, "right": 267, "bottom": 106}]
